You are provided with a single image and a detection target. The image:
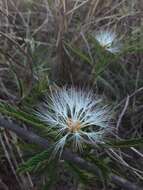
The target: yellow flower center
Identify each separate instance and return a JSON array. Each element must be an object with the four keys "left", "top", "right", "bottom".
[{"left": 67, "top": 118, "right": 81, "bottom": 133}]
